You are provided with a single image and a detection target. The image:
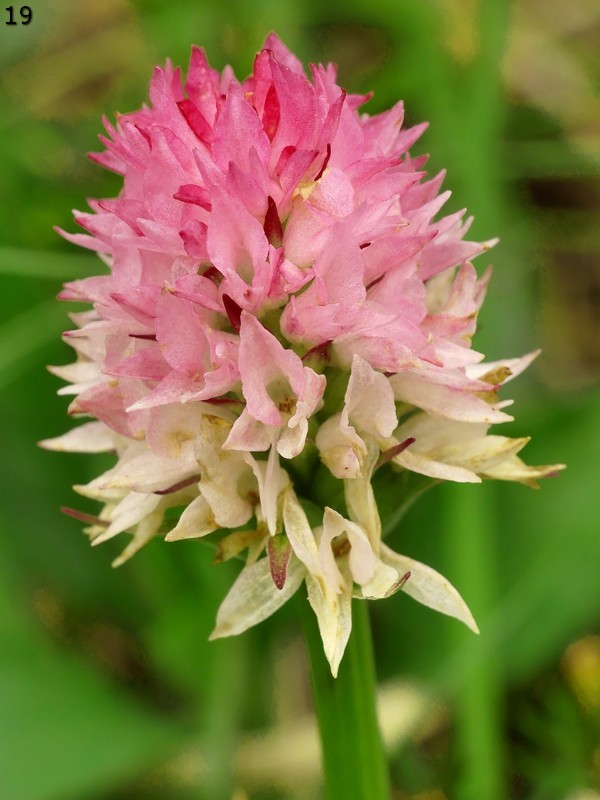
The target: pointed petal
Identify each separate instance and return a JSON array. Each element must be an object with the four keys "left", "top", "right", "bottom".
[
  {"left": 282, "top": 488, "right": 323, "bottom": 577},
  {"left": 390, "top": 371, "right": 512, "bottom": 424},
  {"left": 394, "top": 448, "right": 481, "bottom": 483},
  {"left": 112, "top": 507, "right": 164, "bottom": 567},
  {"left": 481, "top": 455, "right": 566, "bottom": 487},
  {"left": 93, "top": 491, "right": 162, "bottom": 544},
  {"left": 210, "top": 555, "right": 305, "bottom": 639},
  {"left": 466, "top": 351, "right": 540, "bottom": 384},
  {"left": 39, "top": 421, "right": 116, "bottom": 453},
  {"left": 164, "top": 494, "right": 216, "bottom": 541},
  {"left": 381, "top": 543, "right": 479, "bottom": 633},
  {"left": 305, "top": 573, "right": 352, "bottom": 678},
  {"left": 95, "top": 444, "right": 198, "bottom": 493}
]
